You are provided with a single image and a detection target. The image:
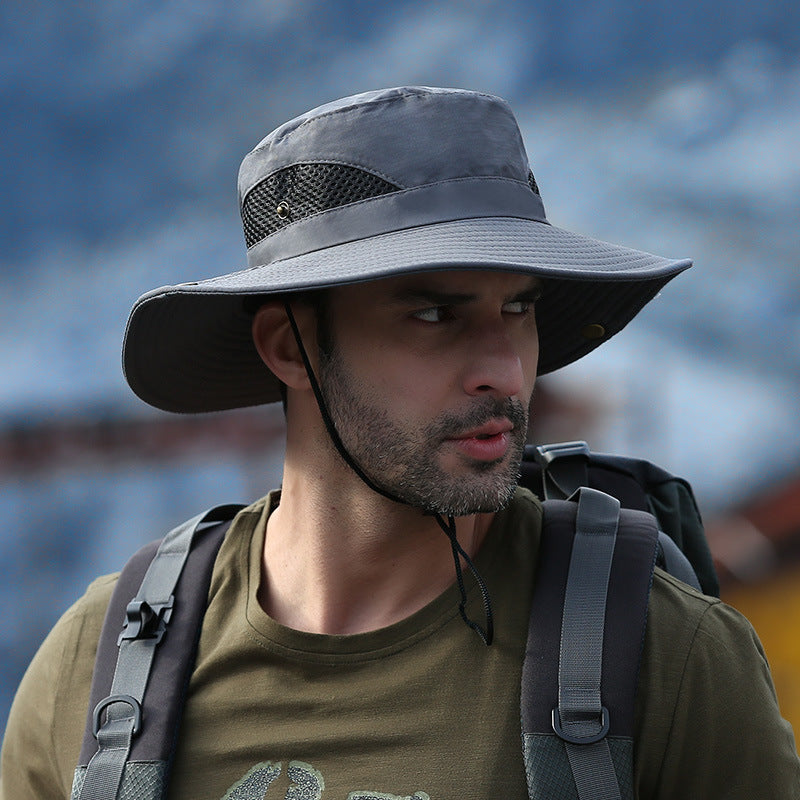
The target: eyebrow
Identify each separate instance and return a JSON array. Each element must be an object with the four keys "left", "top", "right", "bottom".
[
  {"left": 391, "top": 279, "right": 543, "bottom": 306},
  {"left": 392, "top": 288, "right": 477, "bottom": 305}
]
